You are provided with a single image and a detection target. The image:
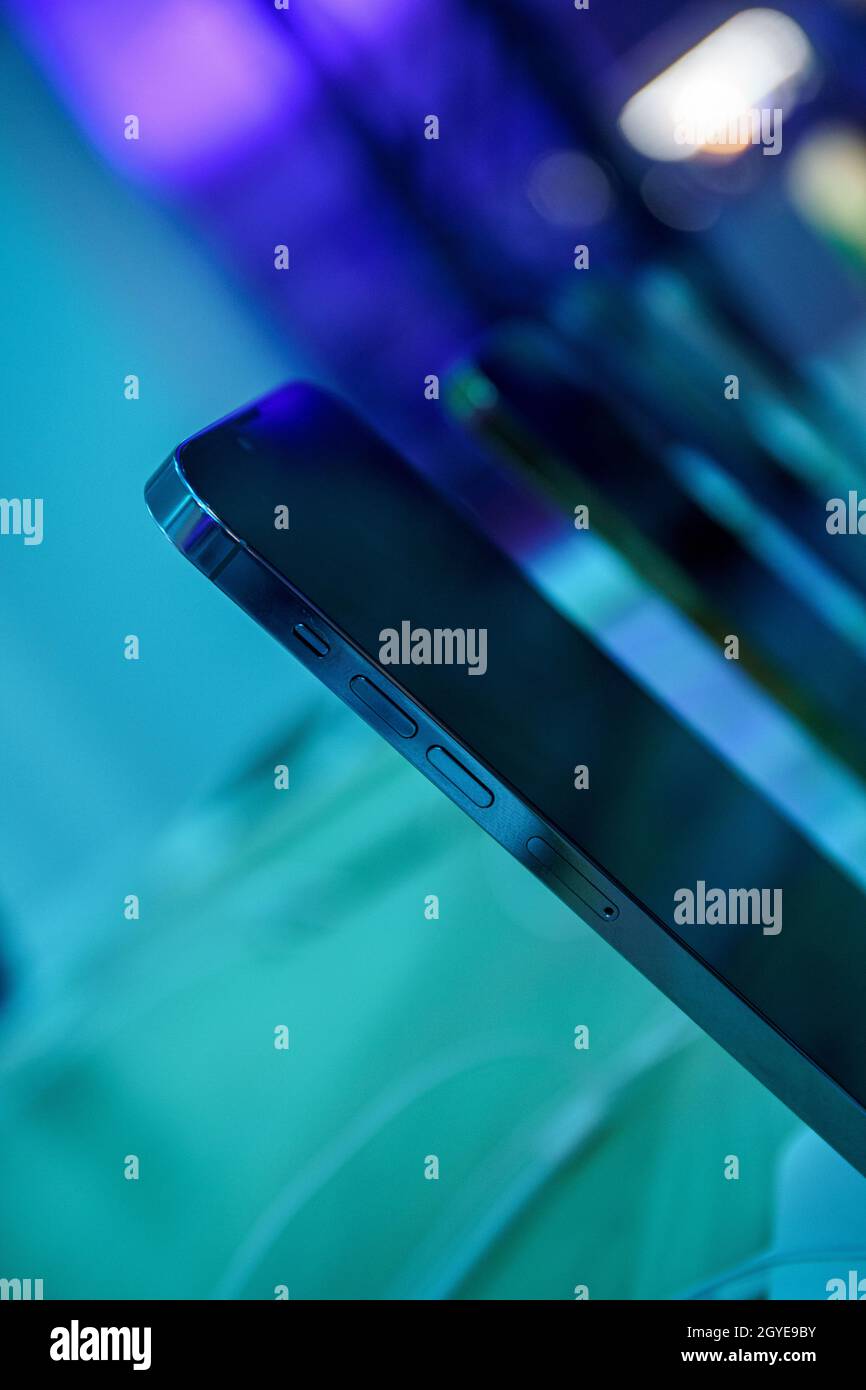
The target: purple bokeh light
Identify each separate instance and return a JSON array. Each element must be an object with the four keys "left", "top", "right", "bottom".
[
  {"left": 9, "top": 0, "right": 311, "bottom": 185},
  {"left": 316, "top": 0, "right": 403, "bottom": 27}
]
